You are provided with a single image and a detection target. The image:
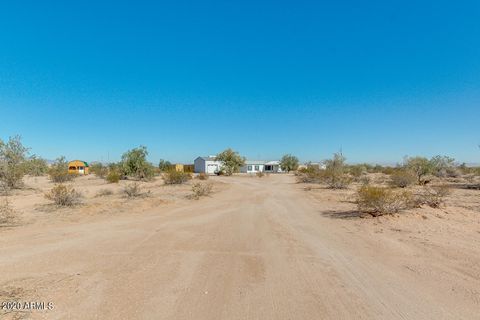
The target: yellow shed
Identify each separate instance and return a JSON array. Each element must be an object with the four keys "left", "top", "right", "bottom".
[
  {"left": 172, "top": 164, "right": 194, "bottom": 173},
  {"left": 68, "top": 160, "right": 89, "bottom": 175}
]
